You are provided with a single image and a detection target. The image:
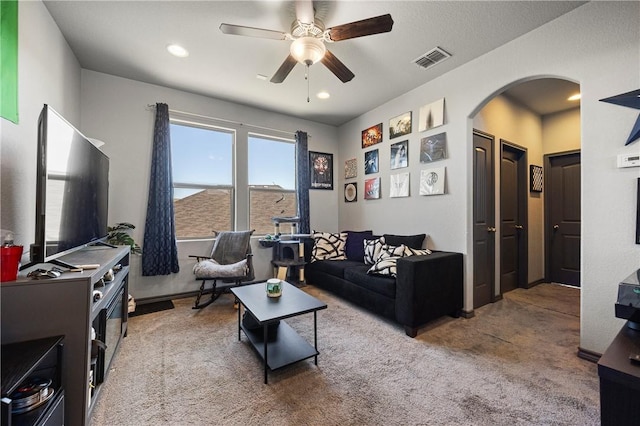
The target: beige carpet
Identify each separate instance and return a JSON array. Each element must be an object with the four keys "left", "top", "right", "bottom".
[{"left": 91, "top": 283, "right": 599, "bottom": 425}]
